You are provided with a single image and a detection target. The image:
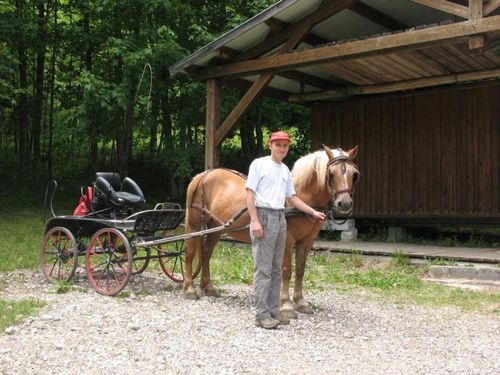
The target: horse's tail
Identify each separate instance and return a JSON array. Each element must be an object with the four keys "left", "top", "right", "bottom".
[{"left": 184, "top": 169, "right": 212, "bottom": 230}]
